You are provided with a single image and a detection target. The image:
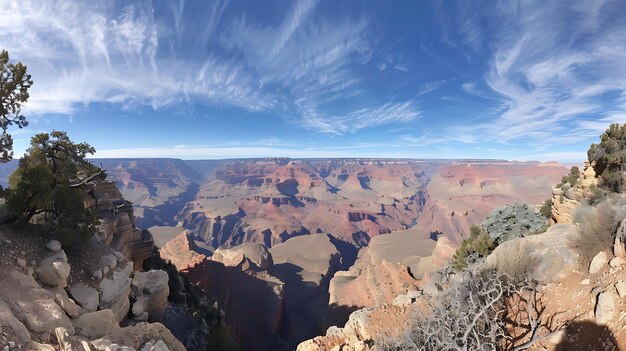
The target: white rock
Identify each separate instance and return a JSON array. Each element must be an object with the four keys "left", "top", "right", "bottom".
[
  {"left": 16, "top": 258, "right": 26, "bottom": 268},
  {"left": 580, "top": 278, "right": 590, "bottom": 285},
  {"left": 589, "top": 251, "right": 608, "bottom": 274},
  {"left": 54, "top": 288, "right": 82, "bottom": 318},
  {"left": 68, "top": 283, "right": 100, "bottom": 312},
  {"left": 595, "top": 289, "right": 617, "bottom": 325},
  {"left": 72, "top": 309, "right": 119, "bottom": 339},
  {"left": 609, "top": 257, "right": 626, "bottom": 268},
  {"left": 140, "top": 340, "right": 169, "bottom": 351},
  {"left": 46, "top": 240, "right": 62, "bottom": 252},
  {"left": 35, "top": 250, "right": 71, "bottom": 287}
]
